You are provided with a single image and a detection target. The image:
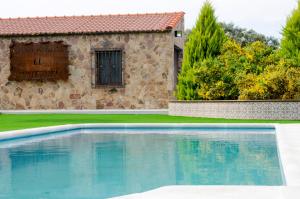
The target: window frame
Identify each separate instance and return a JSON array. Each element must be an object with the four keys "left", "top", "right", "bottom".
[{"left": 92, "top": 48, "right": 124, "bottom": 88}]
